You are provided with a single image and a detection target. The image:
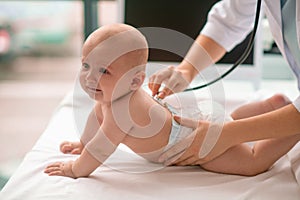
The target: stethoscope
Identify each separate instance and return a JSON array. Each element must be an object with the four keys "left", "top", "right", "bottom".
[{"left": 184, "top": 0, "right": 262, "bottom": 92}]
